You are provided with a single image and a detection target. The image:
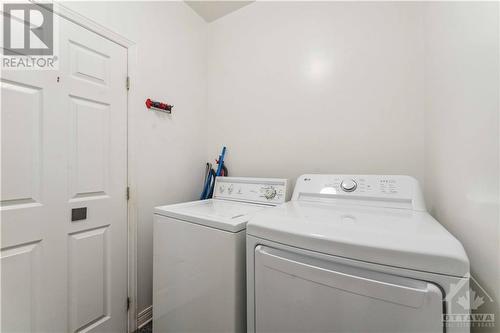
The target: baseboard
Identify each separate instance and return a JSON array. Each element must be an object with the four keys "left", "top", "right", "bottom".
[{"left": 137, "top": 306, "right": 153, "bottom": 329}]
